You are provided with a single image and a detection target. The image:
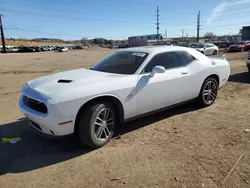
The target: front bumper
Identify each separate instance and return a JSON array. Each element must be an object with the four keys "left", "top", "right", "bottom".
[{"left": 19, "top": 85, "right": 75, "bottom": 136}]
